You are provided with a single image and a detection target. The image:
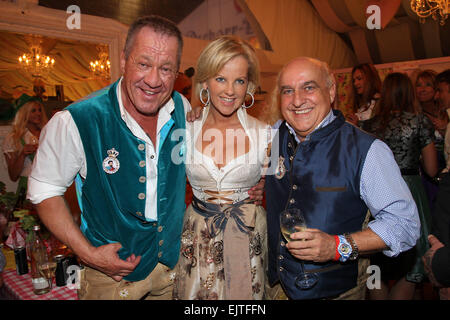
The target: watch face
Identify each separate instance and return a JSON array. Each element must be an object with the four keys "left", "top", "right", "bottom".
[{"left": 339, "top": 243, "right": 352, "bottom": 255}]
